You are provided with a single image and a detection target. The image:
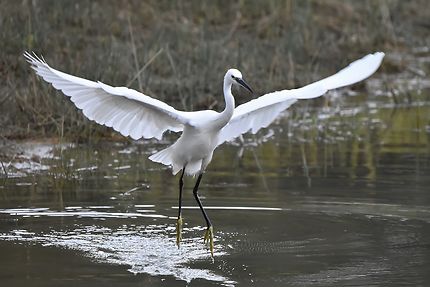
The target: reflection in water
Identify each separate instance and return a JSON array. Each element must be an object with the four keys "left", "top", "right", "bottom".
[
  {"left": 173, "top": 206, "right": 284, "bottom": 211},
  {"left": 175, "top": 203, "right": 430, "bottom": 223},
  {"left": 0, "top": 207, "right": 168, "bottom": 219},
  {"left": 0, "top": 207, "right": 231, "bottom": 284},
  {"left": 0, "top": 72, "right": 429, "bottom": 285}
]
